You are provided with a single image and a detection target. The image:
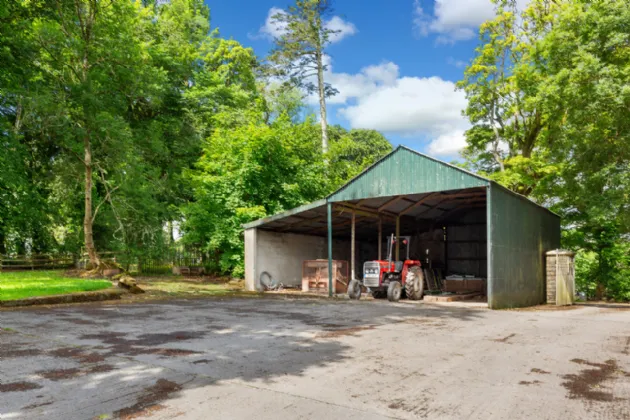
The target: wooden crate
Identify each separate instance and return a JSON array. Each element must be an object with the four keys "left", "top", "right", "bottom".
[
  {"left": 442, "top": 278, "right": 486, "bottom": 293},
  {"left": 302, "top": 260, "right": 348, "bottom": 294}
]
